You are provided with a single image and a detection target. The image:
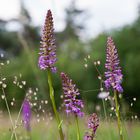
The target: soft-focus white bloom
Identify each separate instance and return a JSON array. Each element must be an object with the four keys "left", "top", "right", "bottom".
[{"left": 98, "top": 91, "right": 109, "bottom": 99}]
